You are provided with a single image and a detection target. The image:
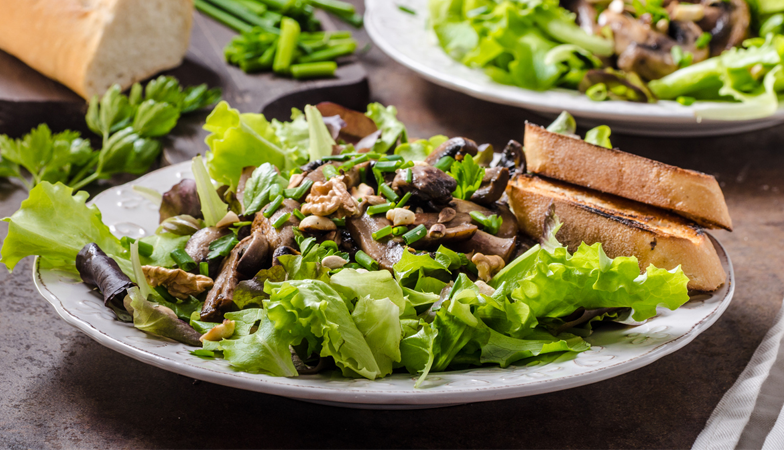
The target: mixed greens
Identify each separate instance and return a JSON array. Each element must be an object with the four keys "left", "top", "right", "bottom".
[
  {"left": 0, "top": 76, "right": 221, "bottom": 191},
  {"left": 195, "top": 0, "right": 360, "bottom": 78},
  {"left": 1, "top": 102, "right": 691, "bottom": 386},
  {"left": 428, "top": 0, "right": 784, "bottom": 119}
]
